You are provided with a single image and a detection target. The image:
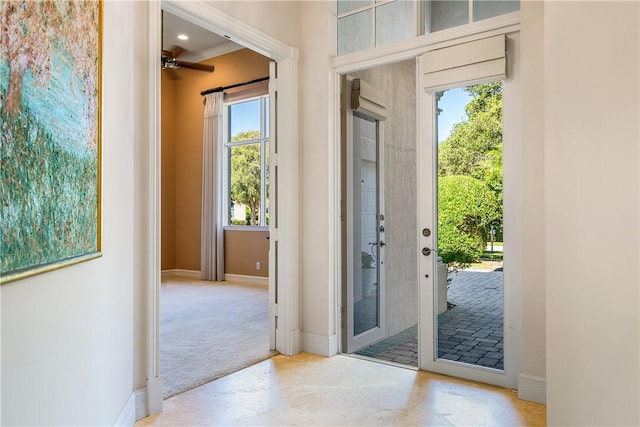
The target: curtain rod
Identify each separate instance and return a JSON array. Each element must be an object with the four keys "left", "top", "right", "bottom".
[{"left": 200, "top": 76, "right": 269, "bottom": 96}]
